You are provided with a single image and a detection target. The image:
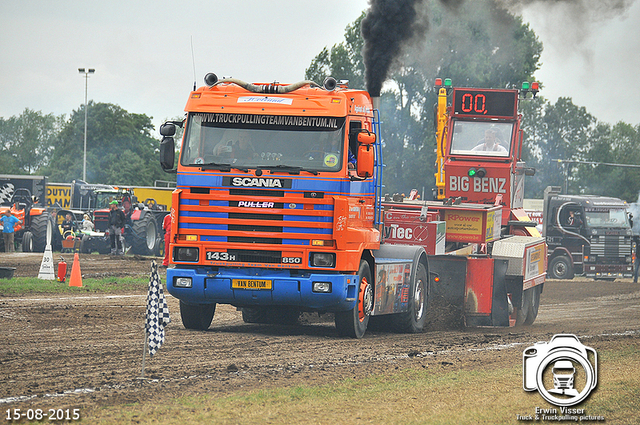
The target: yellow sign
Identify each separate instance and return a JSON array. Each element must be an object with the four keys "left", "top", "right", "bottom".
[
  {"left": 525, "top": 243, "right": 546, "bottom": 280},
  {"left": 444, "top": 210, "right": 483, "bottom": 241},
  {"left": 231, "top": 279, "right": 272, "bottom": 290},
  {"left": 46, "top": 184, "right": 71, "bottom": 208}
]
